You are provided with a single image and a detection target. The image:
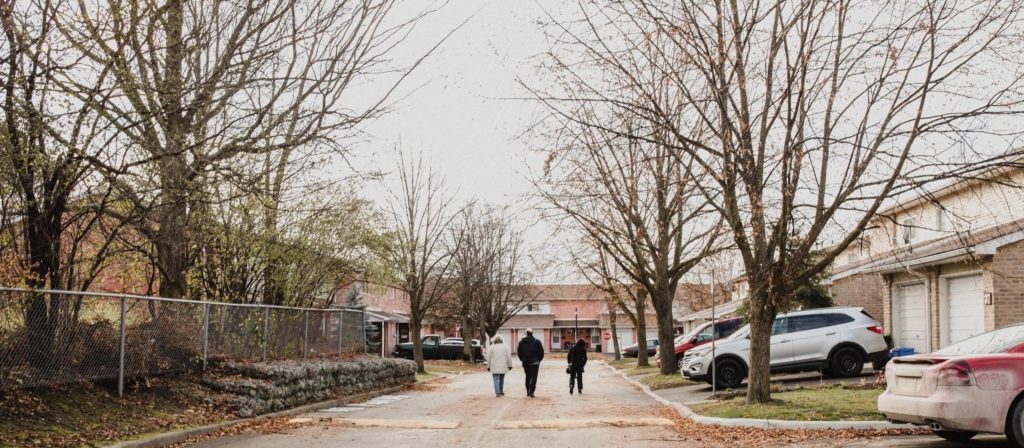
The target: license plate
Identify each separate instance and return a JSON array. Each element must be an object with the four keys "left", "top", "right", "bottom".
[{"left": 895, "top": 376, "right": 920, "bottom": 393}]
